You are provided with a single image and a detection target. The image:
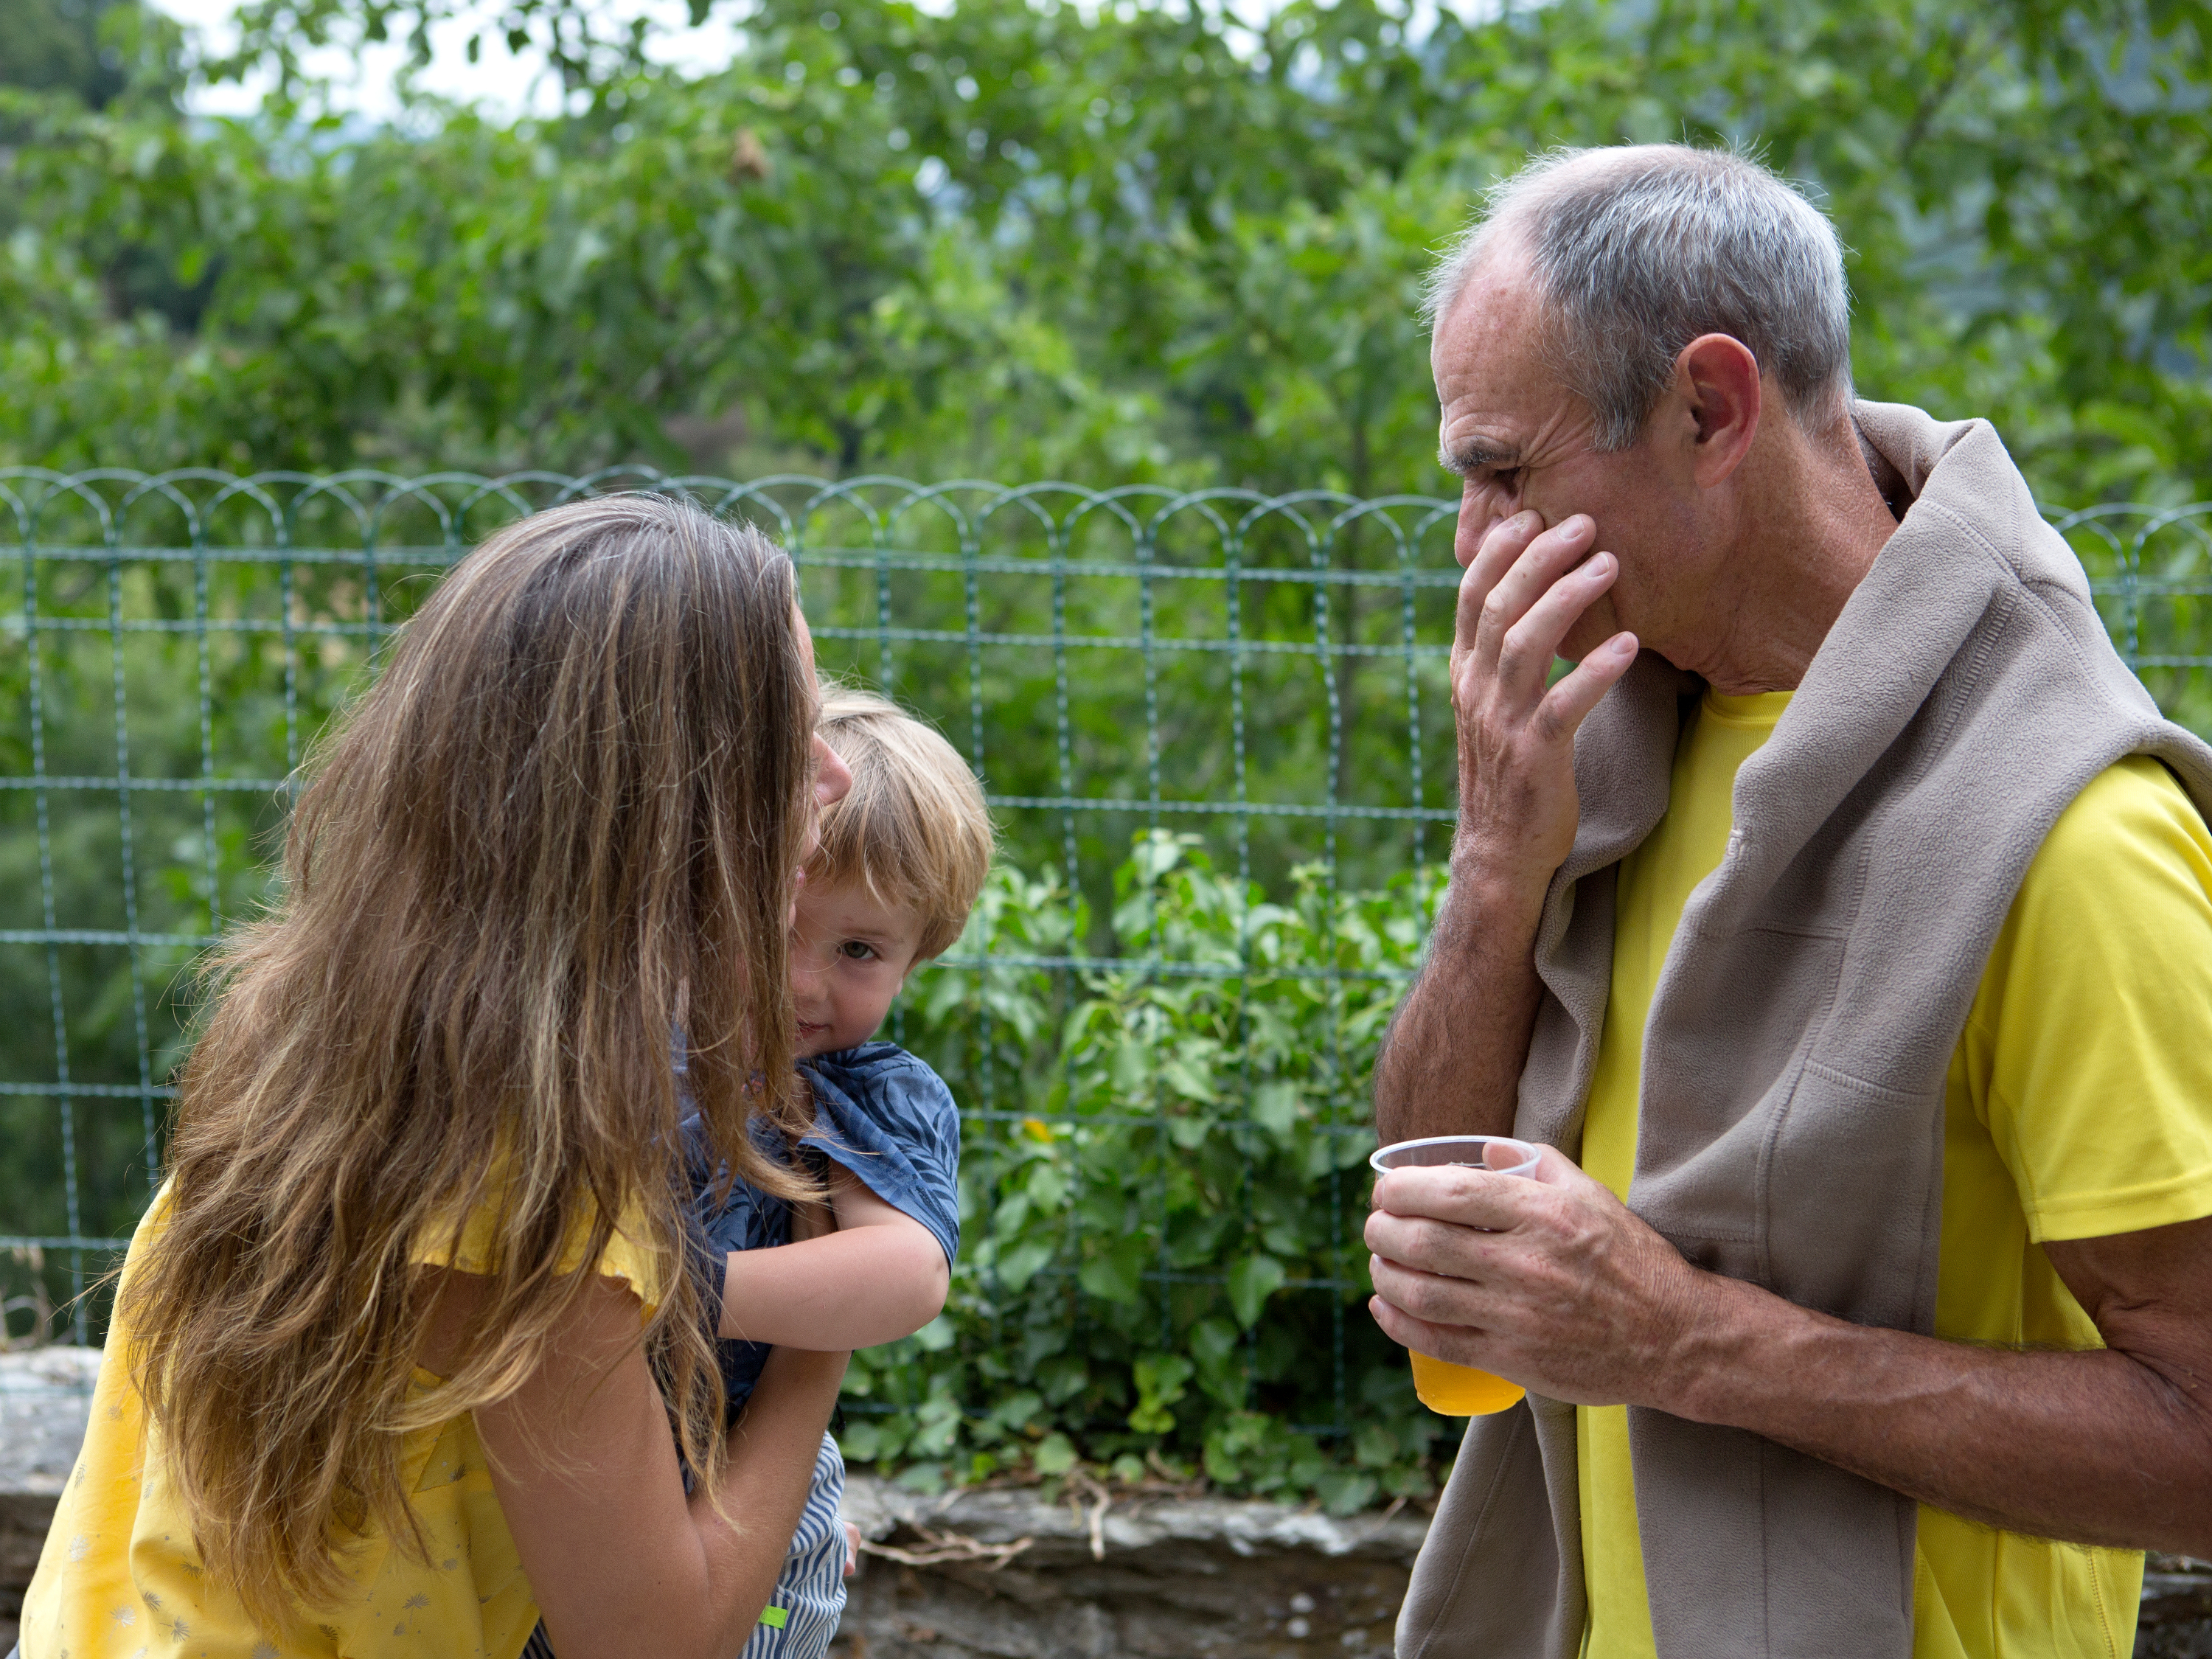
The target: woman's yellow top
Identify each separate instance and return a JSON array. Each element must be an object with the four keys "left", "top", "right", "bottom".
[{"left": 18, "top": 1178, "right": 667, "bottom": 1659}]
